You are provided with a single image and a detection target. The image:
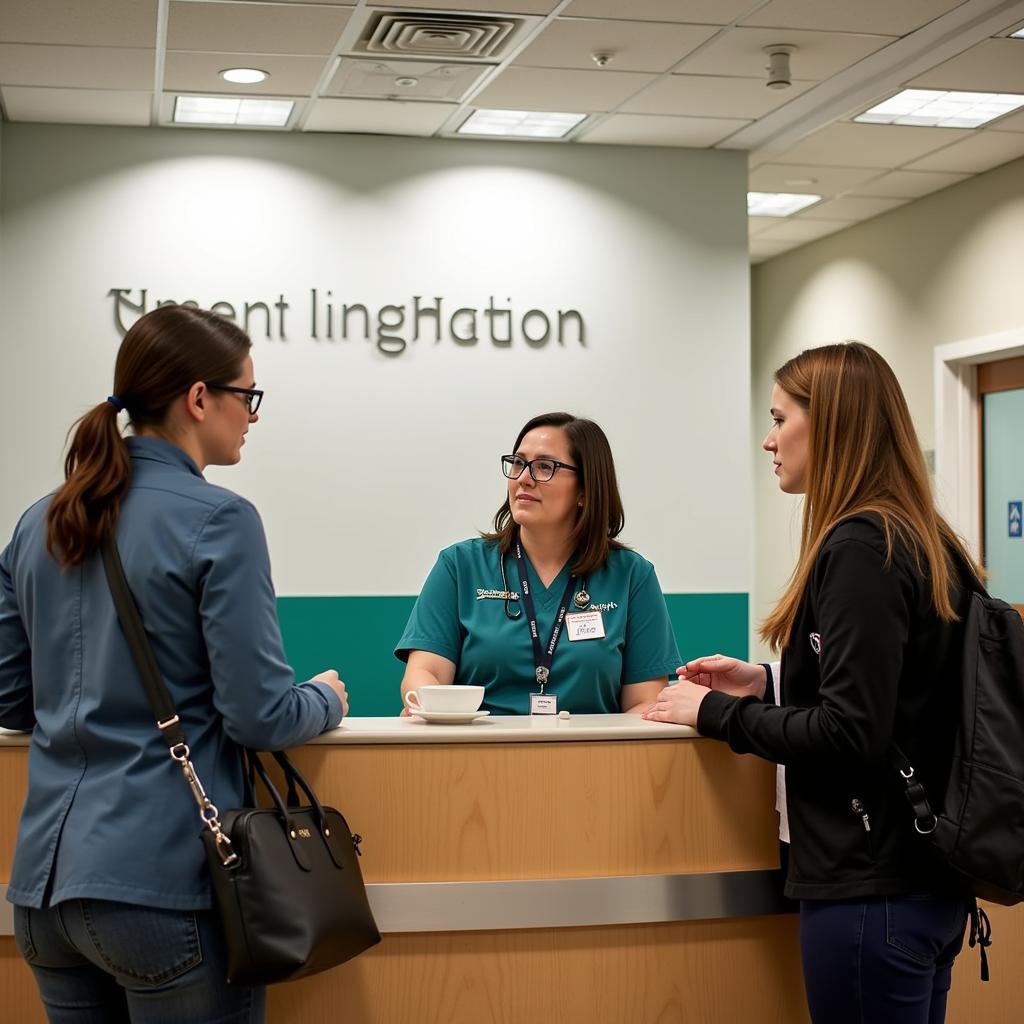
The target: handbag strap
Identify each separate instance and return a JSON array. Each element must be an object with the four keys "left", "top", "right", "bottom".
[
  {"left": 101, "top": 537, "right": 238, "bottom": 867},
  {"left": 101, "top": 538, "right": 187, "bottom": 750}
]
